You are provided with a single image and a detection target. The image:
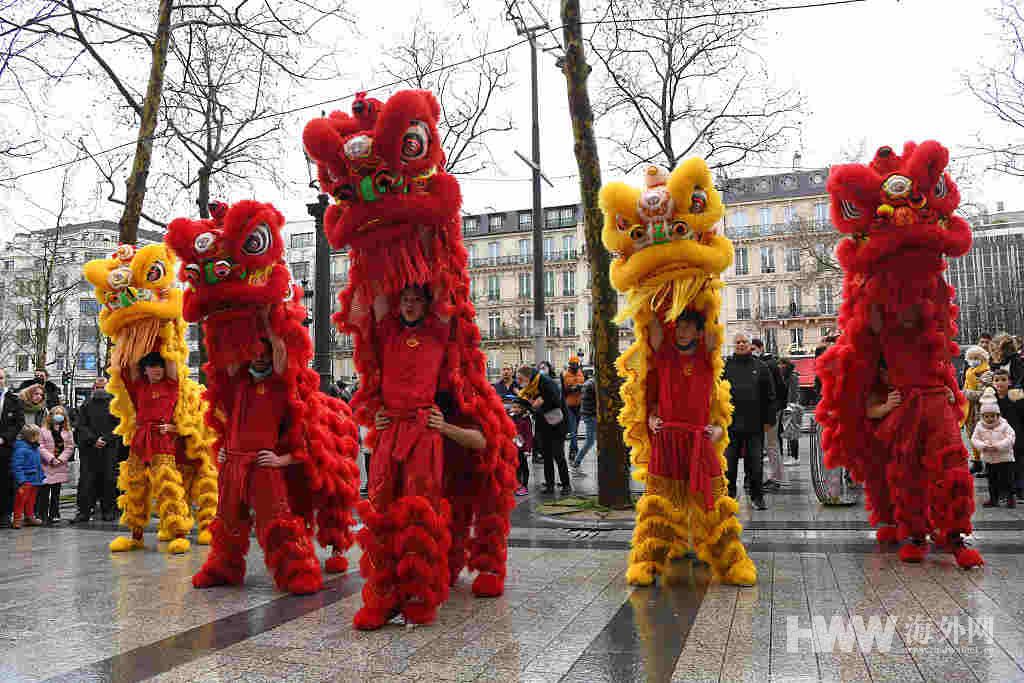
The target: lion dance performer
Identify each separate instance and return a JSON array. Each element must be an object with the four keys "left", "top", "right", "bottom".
[
  {"left": 600, "top": 162, "right": 756, "bottom": 587},
  {"left": 816, "top": 141, "right": 983, "bottom": 568},
  {"left": 303, "top": 90, "right": 518, "bottom": 628},
  {"left": 84, "top": 244, "right": 218, "bottom": 554},
  {"left": 166, "top": 200, "right": 361, "bottom": 594}
]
